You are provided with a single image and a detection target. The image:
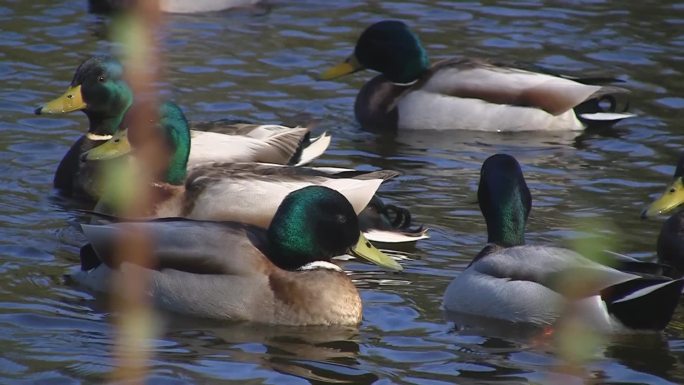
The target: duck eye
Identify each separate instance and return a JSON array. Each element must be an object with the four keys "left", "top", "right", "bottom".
[
  {"left": 670, "top": 188, "right": 676, "bottom": 193},
  {"left": 98, "top": 75, "right": 106, "bottom": 82}
]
